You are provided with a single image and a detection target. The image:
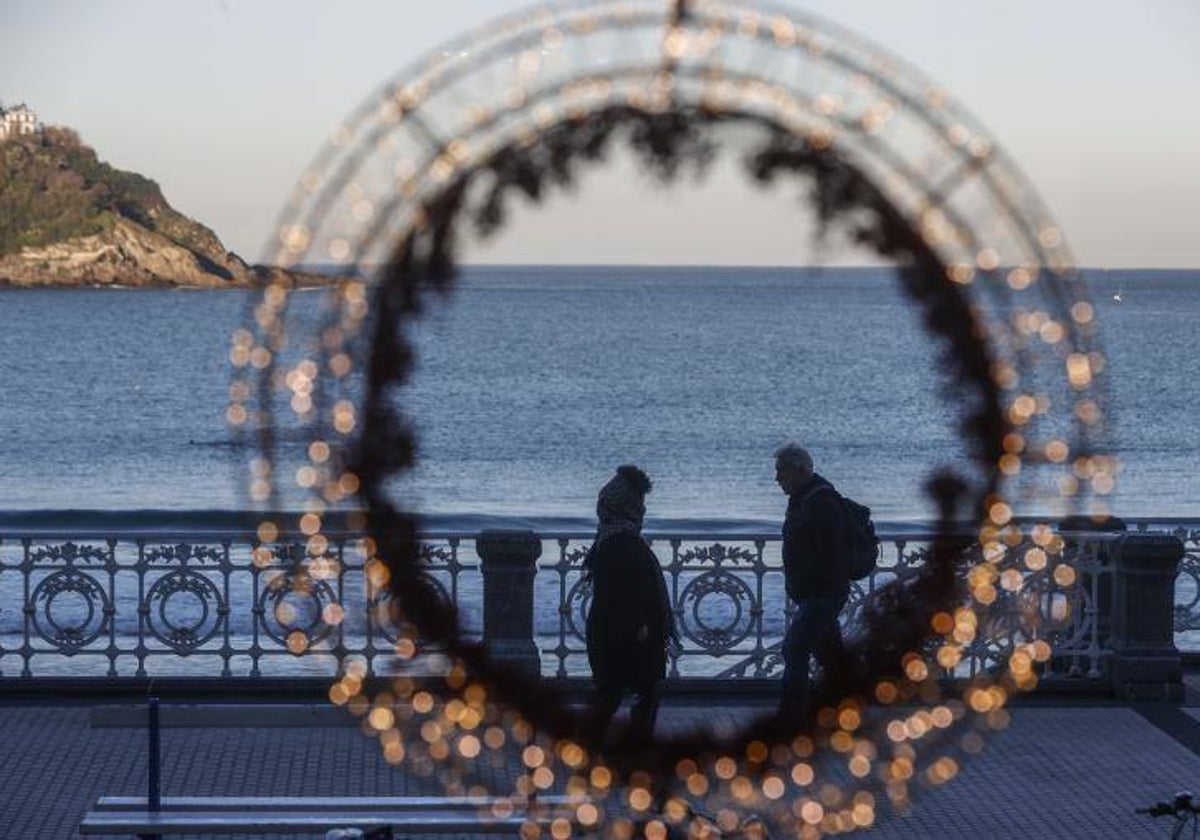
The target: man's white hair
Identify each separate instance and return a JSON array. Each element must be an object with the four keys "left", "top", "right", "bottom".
[{"left": 774, "top": 442, "right": 814, "bottom": 476}]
